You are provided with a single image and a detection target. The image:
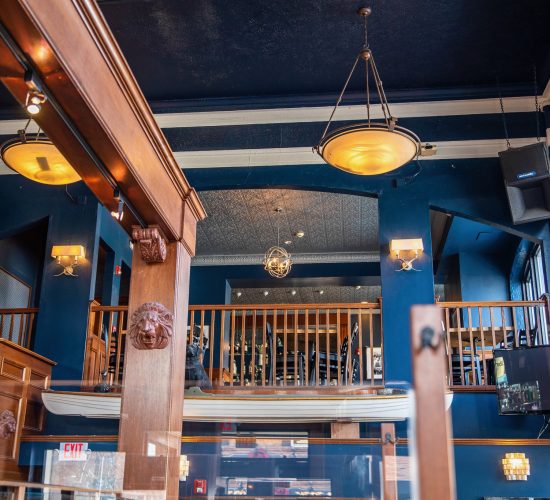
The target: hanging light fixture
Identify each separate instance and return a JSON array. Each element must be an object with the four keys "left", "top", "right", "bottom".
[
  {"left": 314, "top": 7, "right": 421, "bottom": 175},
  {"left": 263, "top": 208, "right": 292, "bottom": 278},
  {"left": 0, "top": 120, "right": 80, "bottom": 185}
]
